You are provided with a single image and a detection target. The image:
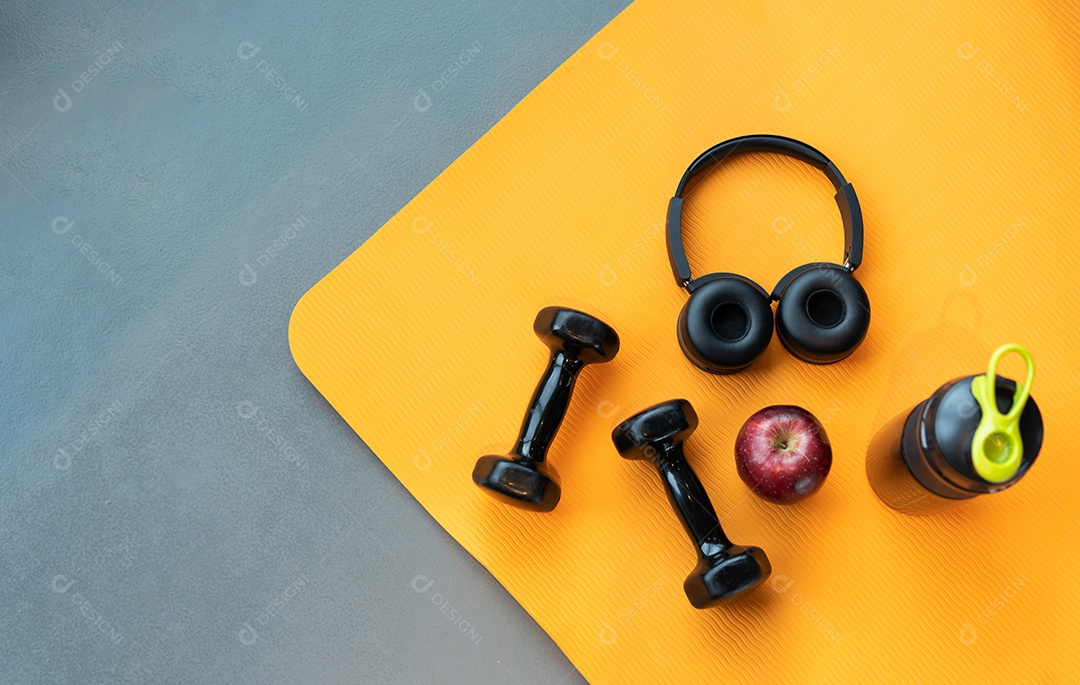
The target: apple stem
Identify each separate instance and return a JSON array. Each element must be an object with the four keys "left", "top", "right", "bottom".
[{"left": 770, "top": 427, "right": 799, "bottom": 453}]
